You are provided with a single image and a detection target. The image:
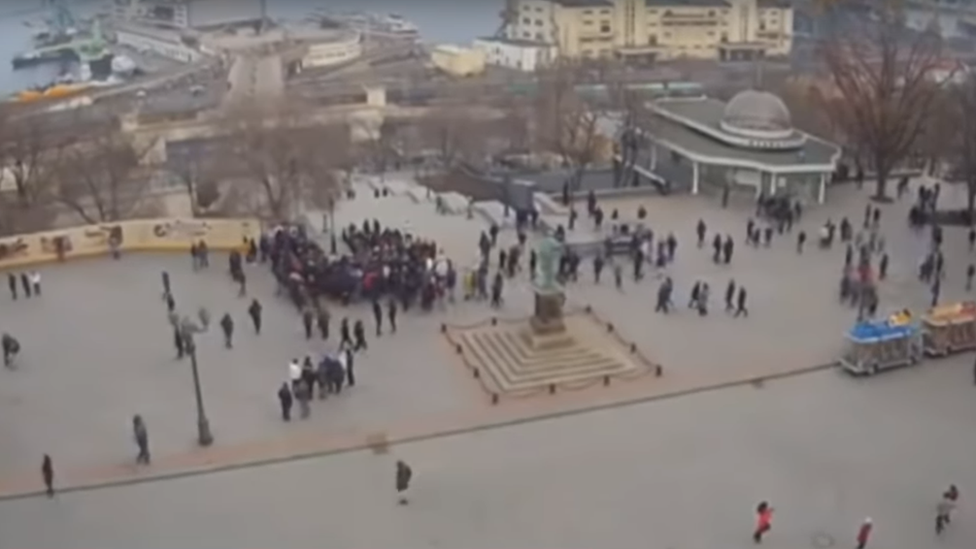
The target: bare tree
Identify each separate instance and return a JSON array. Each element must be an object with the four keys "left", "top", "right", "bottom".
[
  {"left": 416, "top": 104, "right": 474, "bottom": 168},
  {"left": 819, "top": 3, "right": 946, "bottom": 200},
  {"left": 215, "top": 103, "right": 348, "bottom": 221},
  {"left": 535, "top": 60, "right": 603, "bottom": 191},
  {"left": 52, "top": 127, "right": 159, "bottom": 224},
  {"left": 350, "top": 115, "right": 400, "bottom": 182},
  {"left": 944, "top": 77, "right": 976, "bottom": 217}
]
